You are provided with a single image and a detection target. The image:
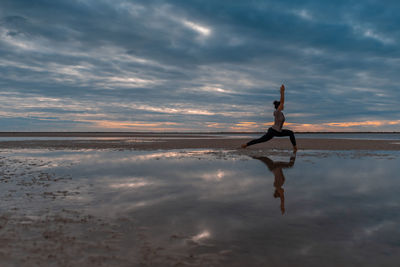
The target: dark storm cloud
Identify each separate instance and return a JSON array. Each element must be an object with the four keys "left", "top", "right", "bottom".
[{"left": 0, "top": 0, "right": 399, "bottom": 131}]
